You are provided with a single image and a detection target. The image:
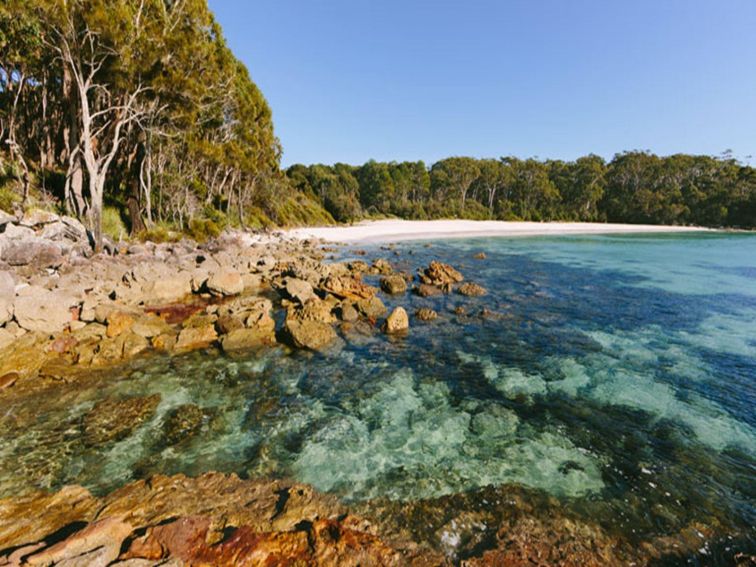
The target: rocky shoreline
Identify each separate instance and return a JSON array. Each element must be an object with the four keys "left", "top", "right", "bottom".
[{"left": 1, "top": 212, "right": 752, "bottom": 566}]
